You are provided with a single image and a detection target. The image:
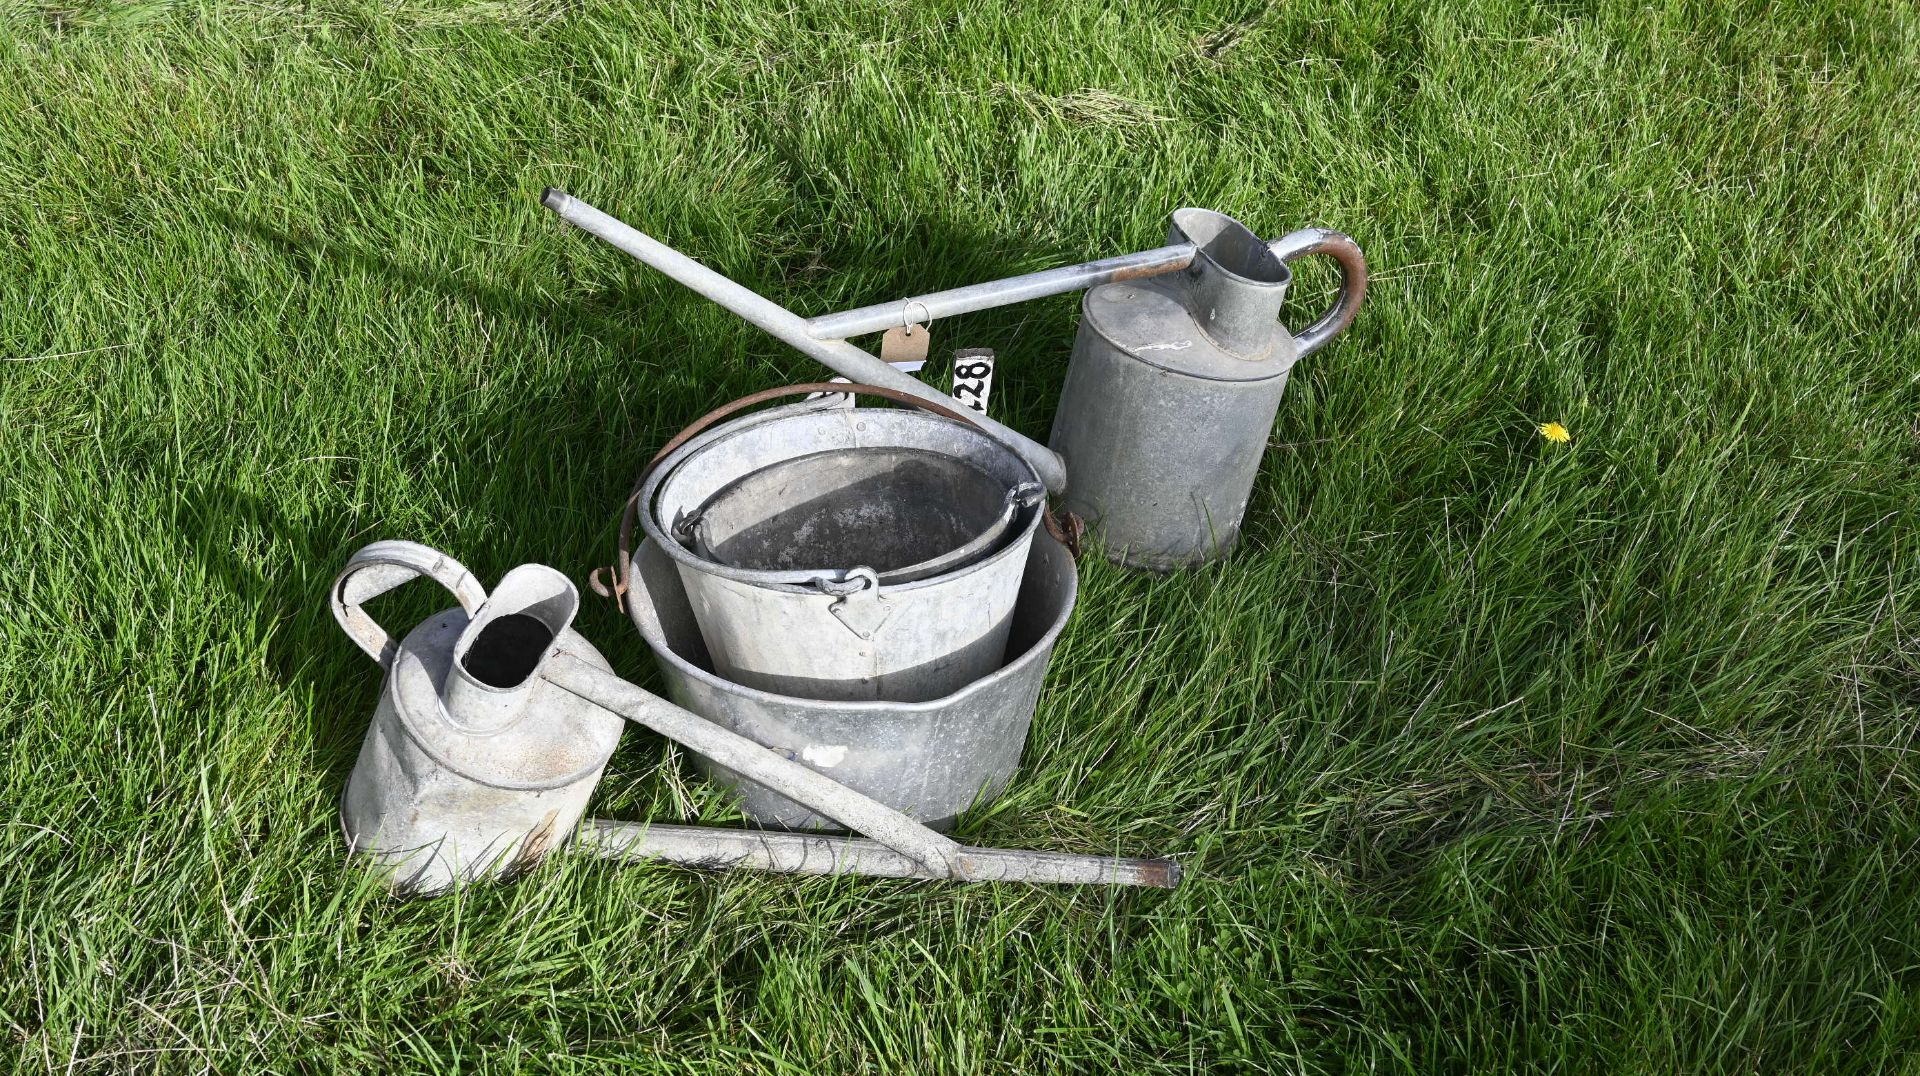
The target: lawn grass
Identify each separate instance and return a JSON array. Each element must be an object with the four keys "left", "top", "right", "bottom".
[{"left": 4, "top": 0, "right": 1920, "bottom": 1070}]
